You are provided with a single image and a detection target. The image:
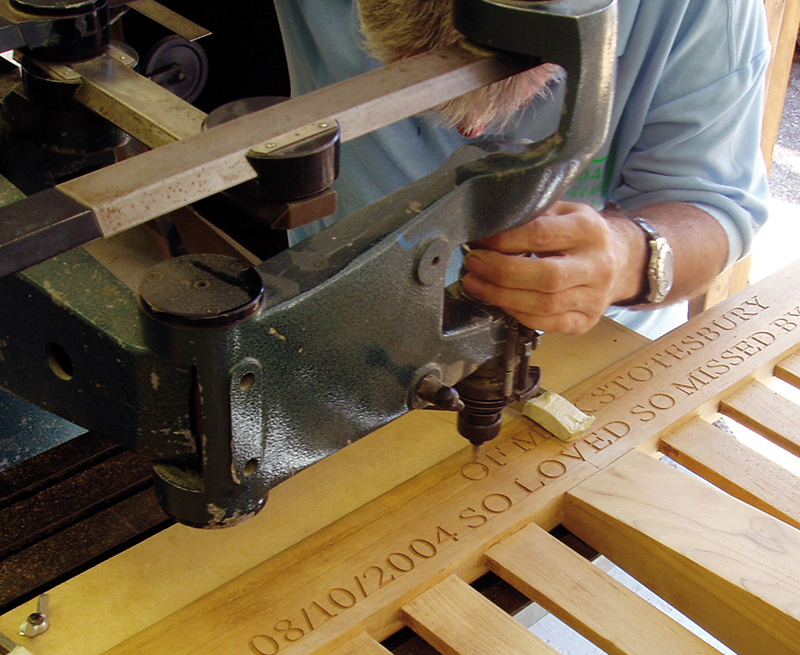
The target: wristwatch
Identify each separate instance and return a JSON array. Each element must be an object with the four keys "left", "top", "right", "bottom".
[{"left": 625, "top": 217, "right": 675, "bottom": 305}]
